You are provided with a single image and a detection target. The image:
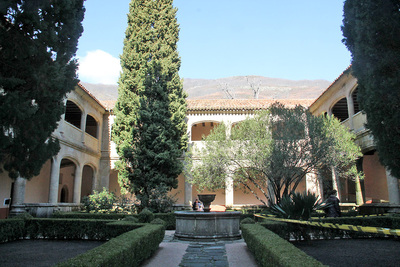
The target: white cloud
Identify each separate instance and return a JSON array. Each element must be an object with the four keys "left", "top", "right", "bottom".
[{"left": 78, "top": 50, "right": 121, "bottom": 84}]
